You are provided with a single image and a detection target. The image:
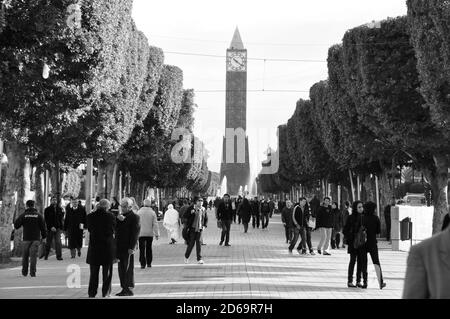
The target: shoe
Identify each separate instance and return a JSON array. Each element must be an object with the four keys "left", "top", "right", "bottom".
[
  {"left": 356, "top": 282, "right": 363, "bottom": 288},
  {"left": 115, "top": 290, "right": 129, "bottom": 297},
  {"left": 78, "top": 250, "right": 81, "bottom": 257},
  {"left": 147, "top": 264, "right": 152, "bottom": 268},
  {"left": 323, "top": 251, "right": 331, "bottom": 256},
  {"left": 141, "top": 265, "right": 146, "bottom": 269},
  {"left": 219, "top": 241, "right": 223, "bottom": 246},
  {"left": 102, "top": 294, "right": 111, "bottom": 298},
  {"left": 44, "top": 256, "right": 48, "bottom": 261},
  {"left": 201, "top": 243, "right": 207, "bottom": 246},
  {"left": 184, "top": 258, "right": 189, "bottom": 264},
  {"left": 380, "top": 282, "right": 386, "bottom": 290},
  {"left": 318, "top": 250, "right": 322, "bottom": 255},
  {"left": 309, "top": 251, "right": 316, "bottom": 256},
  {"left": 198, "top": 260, "right": 204, "bottom": 264},
  {"left": 361, "top": 283, "right": 368, "bottom": 289},
  {"left": 127, "top": 290, "right": 134, "bottom": 296},
  {"left": 22, "top": 271, "right": 28, "bottom": 277},
  {"left": 57, "top": 257, "right": 63, "bottom": 261},
  {"left": 301, "top": 250, "right": 307, "bottom": 255},
  {"left": 288, "top": 250, "right": 293, "bottom": 255},
  {"left": 225, "top": 244, "right": 231, "bottom": 247},
  {"left": 71, "top": 256, "right": 75, "bottom": 259},
  {"left": 347, "top": 282, "right": 357, "bottom": 288}
]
